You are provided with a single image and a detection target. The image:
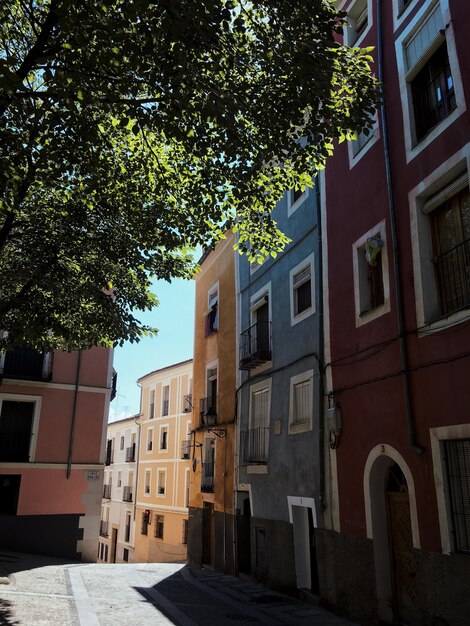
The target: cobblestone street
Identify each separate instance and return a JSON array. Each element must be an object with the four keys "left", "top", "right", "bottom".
[{"left": 0, "top": 551, "right": 357, "bottom": 626}]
